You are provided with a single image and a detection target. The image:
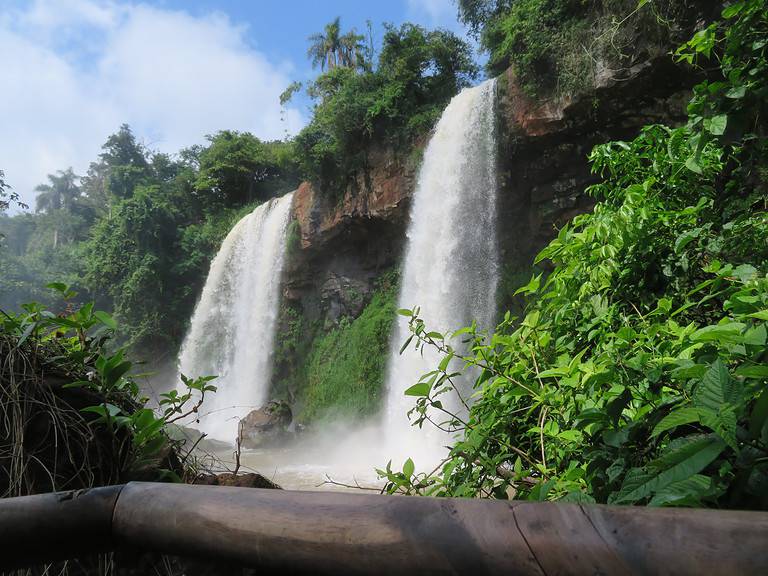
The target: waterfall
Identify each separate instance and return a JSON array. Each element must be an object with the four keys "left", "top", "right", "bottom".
[
  {"left": 383, "top": 79, "right": 499, "bottom": 469},
  {"left": 177, "top": 191, "right": 295, "bottom": 442}
]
